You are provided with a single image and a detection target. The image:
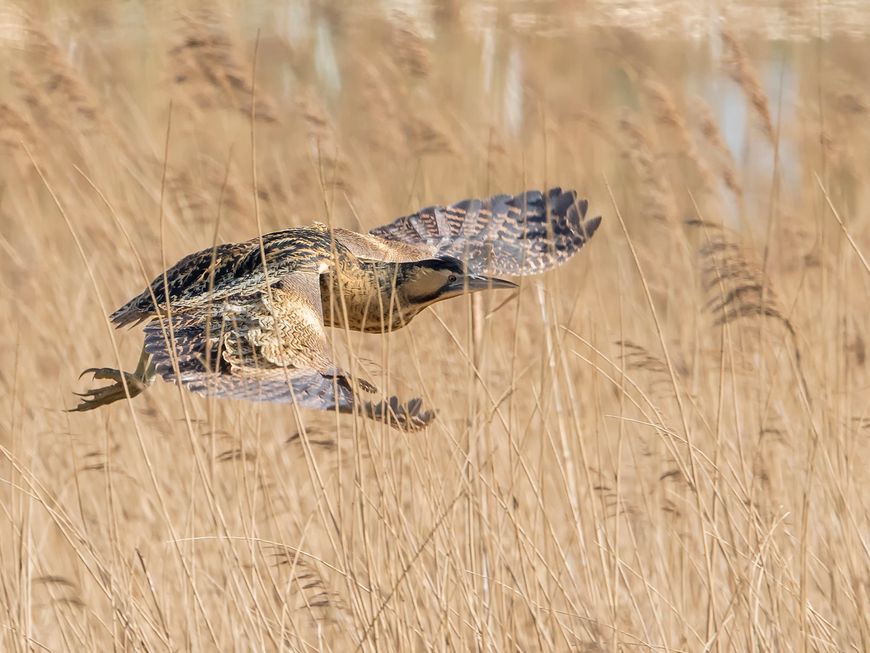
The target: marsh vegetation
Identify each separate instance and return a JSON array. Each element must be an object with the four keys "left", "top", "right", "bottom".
[{"left": 1, "top": 2, "right": 869, "bottom": 651}]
